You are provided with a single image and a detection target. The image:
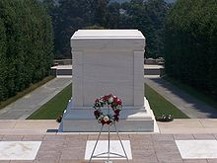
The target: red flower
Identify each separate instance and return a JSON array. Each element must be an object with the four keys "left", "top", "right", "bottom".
[
  {"left": 117, "top": 99, "right": 122, "bottom": 105},
  {"left": 94, "top": 110, "right": 100, "bottom": 118},
  {"left": 101, "top": 120, "right": 106, "bottom": 125},
  {"left": 108, "top": 94, "right": 113, "bottom": 98},
  {"left": 113, "top": 96, "right": 118, "bottom": 103},
  {"left": 95, "top": 99, "right": 99, "bottom": 103},
  {"left": 114, "top": 115, "right": 119, "bottom": 121},
  {"left": 102, "top": 95, "right": 109, "bottom": 101},
  {"left": 93, "top": 94, "right": 122, "bottom": 125},
  {"left": 114, "top": 110, "right": 120, "bottom": 115},
  {"left": 106, "top": 121, "right": 112, "bottom": 125}
]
